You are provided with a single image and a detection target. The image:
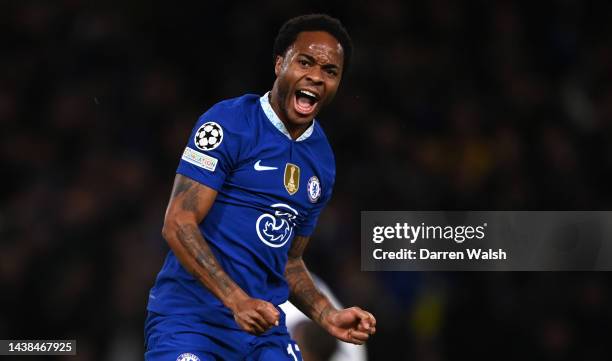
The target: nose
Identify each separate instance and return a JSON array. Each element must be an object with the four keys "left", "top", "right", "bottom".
[{"left": 306, "top": 66, "right": 324, "bottom": 84}]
